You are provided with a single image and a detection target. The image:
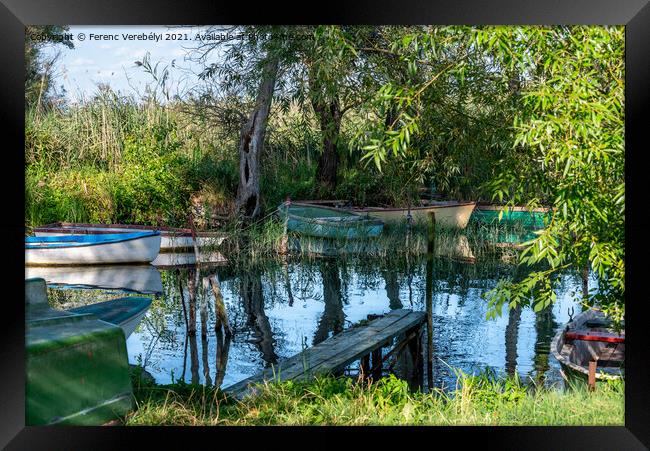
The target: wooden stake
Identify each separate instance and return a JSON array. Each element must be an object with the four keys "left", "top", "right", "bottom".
[
  {"left": 588, "top": 360, "right": 597, "bottom": 391},
  {"left": 371, "top": 348, "right": 383, "bottom": 380},
  {"left": 360, "top": 354, "right": 370, "bottom": 379},
  {"left": 426, "top": 212, "right": 435, "bottom": 390}
]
